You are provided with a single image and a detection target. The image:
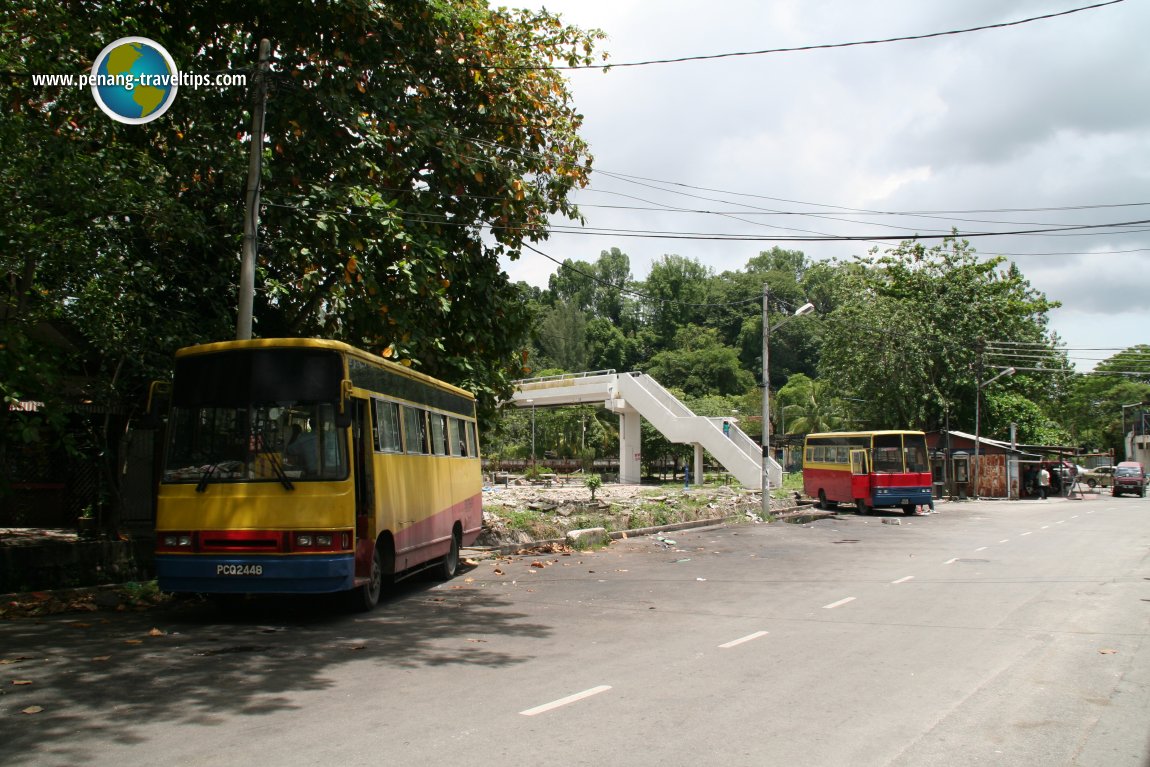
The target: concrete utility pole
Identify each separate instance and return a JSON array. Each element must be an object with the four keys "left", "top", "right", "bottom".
[
  {"left": 237, "top": 38, "right": 271, "bottom": 341},
  {"left": 761, "top": 284, "right": 771, "bottom": 518}
]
